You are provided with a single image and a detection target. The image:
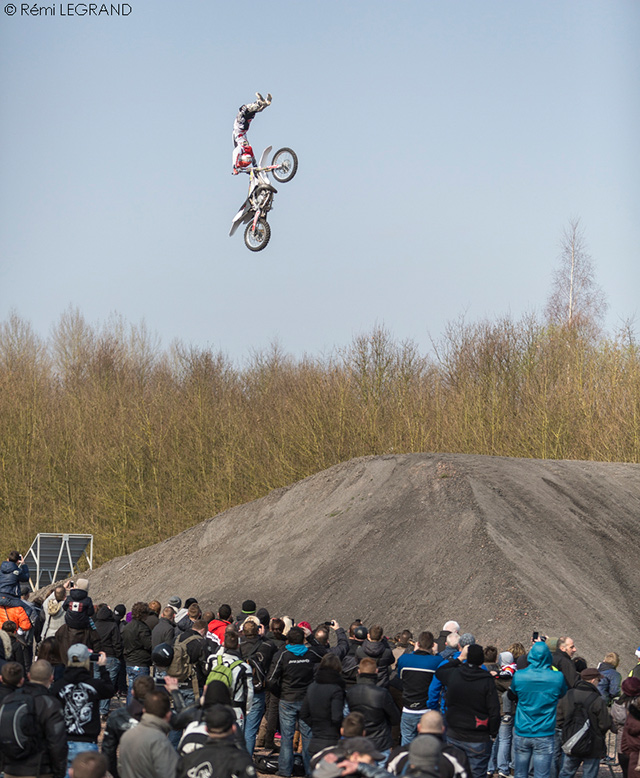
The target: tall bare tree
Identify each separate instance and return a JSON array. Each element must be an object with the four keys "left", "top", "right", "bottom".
[{"left": 545, "top": 218, "right": 607, "bottom": 335}]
